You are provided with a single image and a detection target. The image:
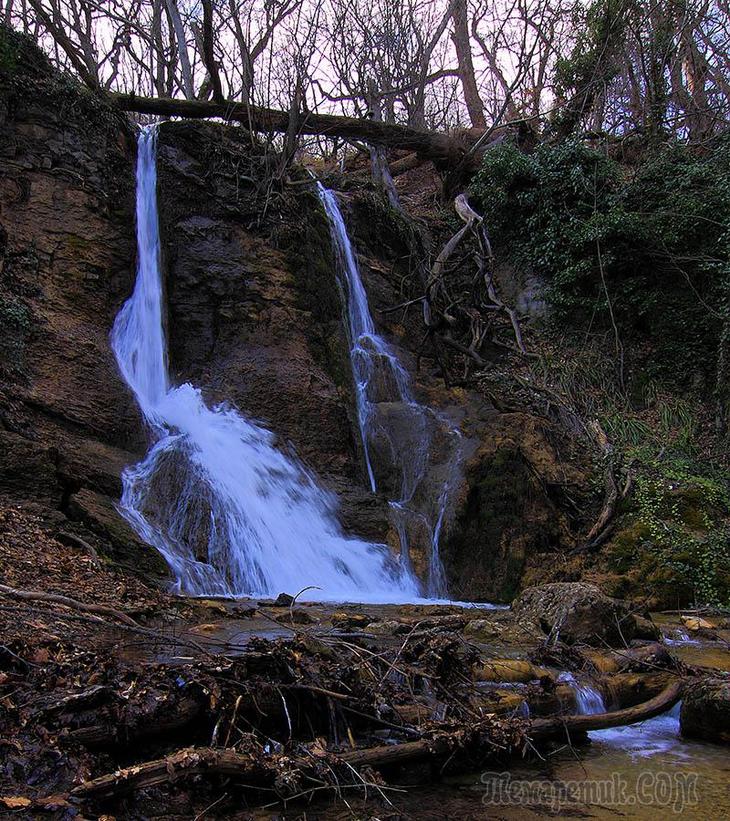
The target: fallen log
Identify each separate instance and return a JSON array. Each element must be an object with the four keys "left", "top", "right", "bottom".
[
  {"left": 61, "top": 695, "right": 204, "bottom": 749},
  {"left": 69, "top": 680, "right": 684, "bottom": 802},
  {"left": 529, "top": 678, "right": 684, "bottom": 741},
  {"left": 112, "top": 93, "right": 460, "bottom": 165},
  {"left": 71, "top": 747, "right": 272, "bottom": 800}
]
